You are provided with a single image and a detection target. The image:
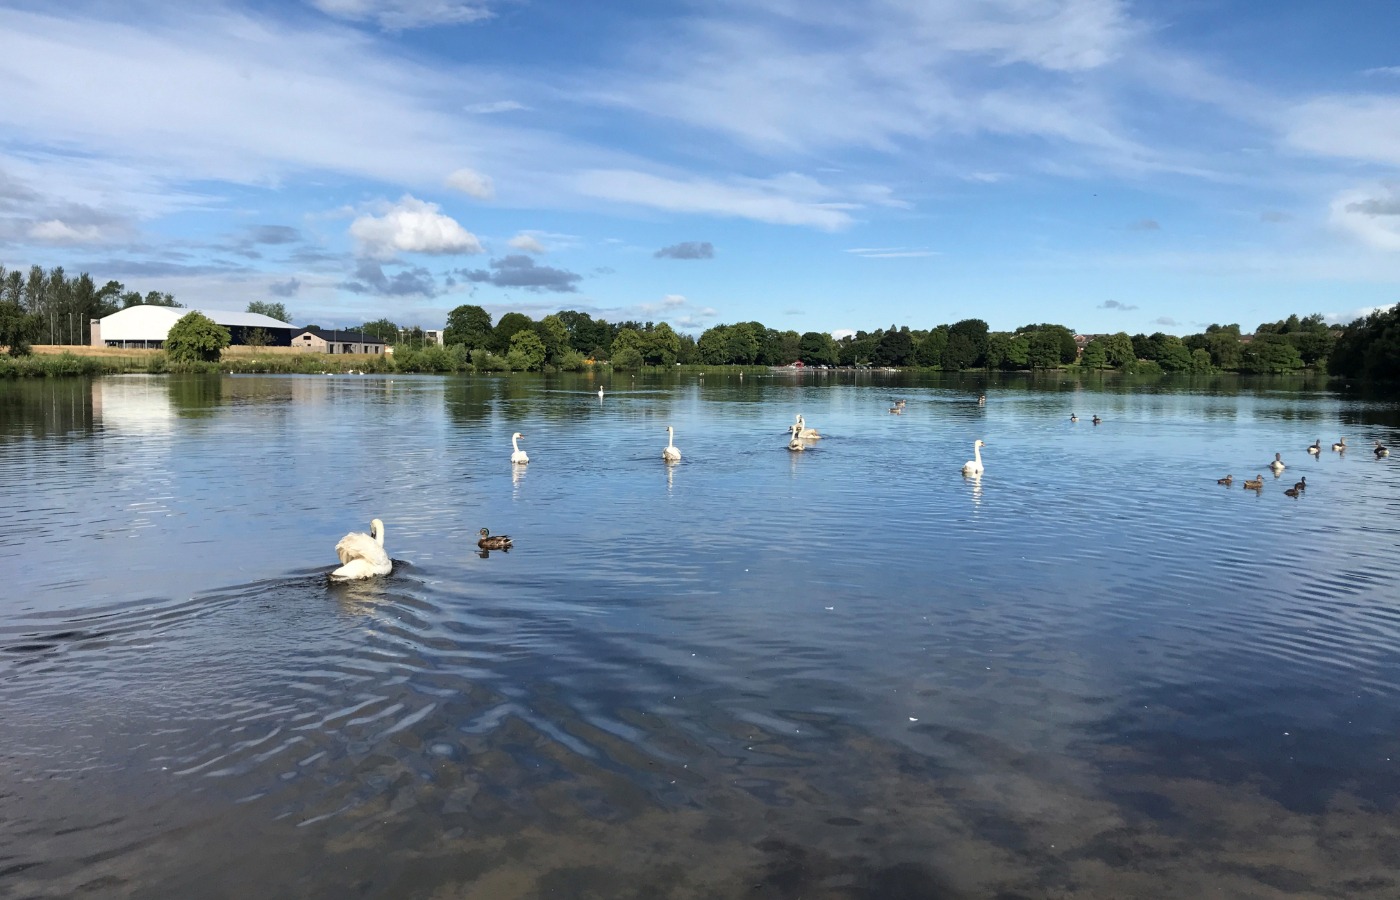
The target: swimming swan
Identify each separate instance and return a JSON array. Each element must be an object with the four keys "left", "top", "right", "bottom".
[
  {"left": 664, "top": 426, "right": 681, "bottom": 462},
  {"left": 795, "top": 414, "right": 822, "bottom": 439},
  {"left": 332, "top": 518, "right": 392, "bottom": 580},
  {"left": 598, "top": 387, "right": 604, "bottom": 399},
  {"left": 511, "top": 432, "right": 529, "bottom": 465},
  {"left": 962, "top": 439, "right": 985, "bottom": 476}
]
